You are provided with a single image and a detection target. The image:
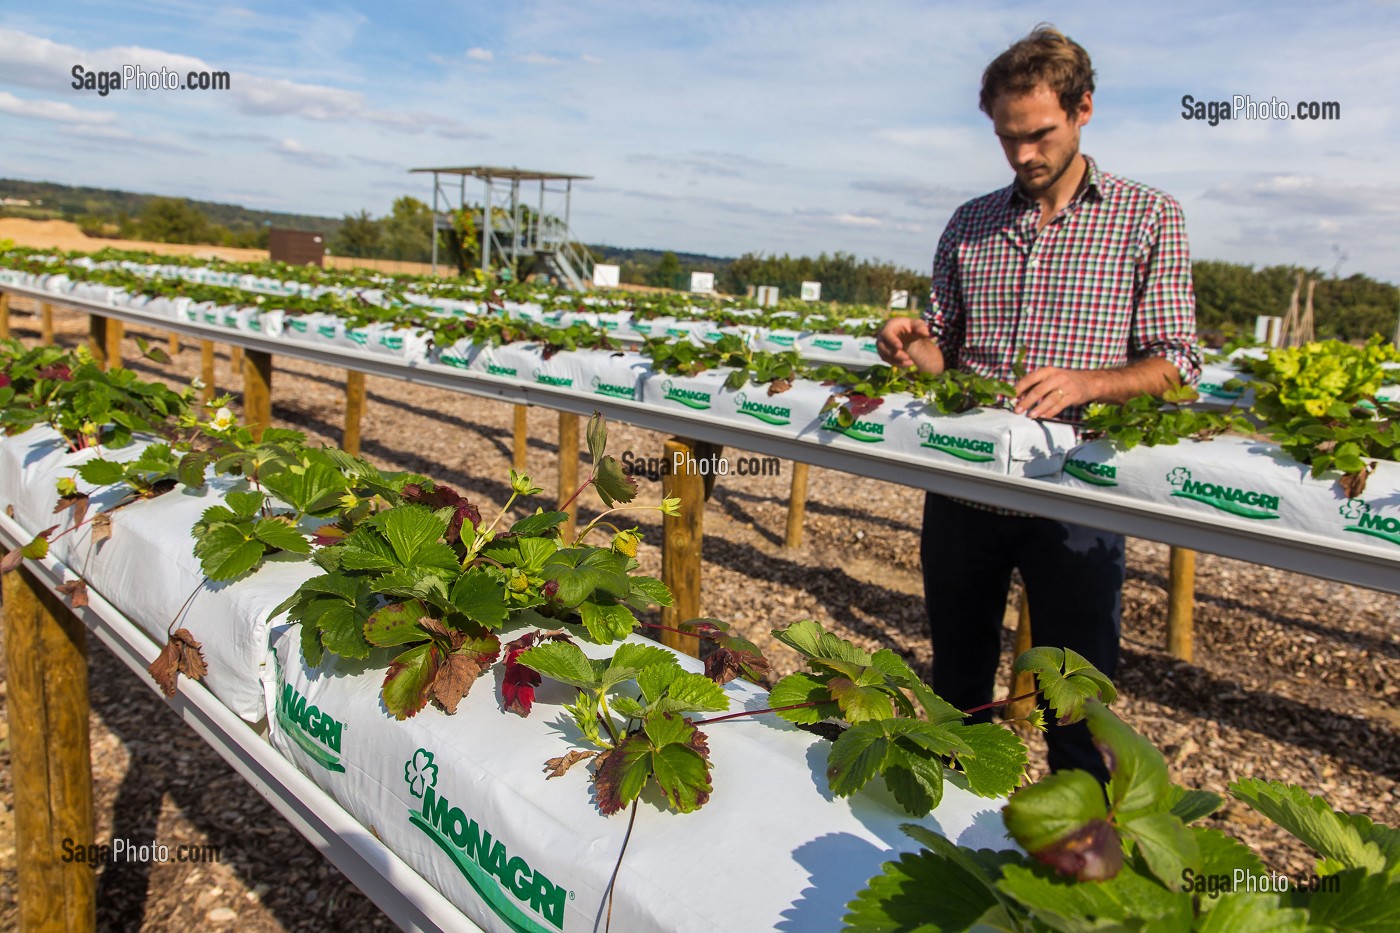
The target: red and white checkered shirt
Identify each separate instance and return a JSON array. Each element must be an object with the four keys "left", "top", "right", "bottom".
[{"left": 924, "top": 155, "right": 1201, "bottom": 423}]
